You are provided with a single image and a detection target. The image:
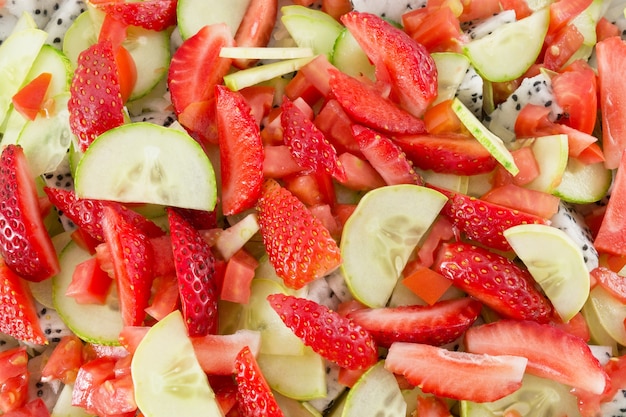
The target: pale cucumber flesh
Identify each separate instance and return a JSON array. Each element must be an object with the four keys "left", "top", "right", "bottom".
[
  {"left": 553, "top": 158, "right": 612, "bottom": 204},
  {"left": 431, "top": 52, "right": 471, "bottom": 106},
  {"left": 332, "top": 28, "right": 375, "bottom": 81},
  {"left": 177, "top": 0, "right": 251, "bottom": 39}
]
